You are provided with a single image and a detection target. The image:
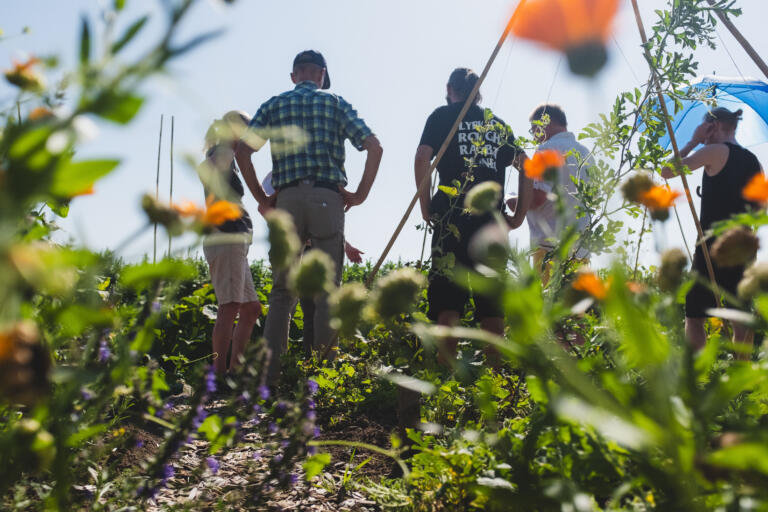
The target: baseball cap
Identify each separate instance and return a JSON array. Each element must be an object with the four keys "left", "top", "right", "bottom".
[{"left": 293, "top": 50, "right": 331, "bottom": 89}]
